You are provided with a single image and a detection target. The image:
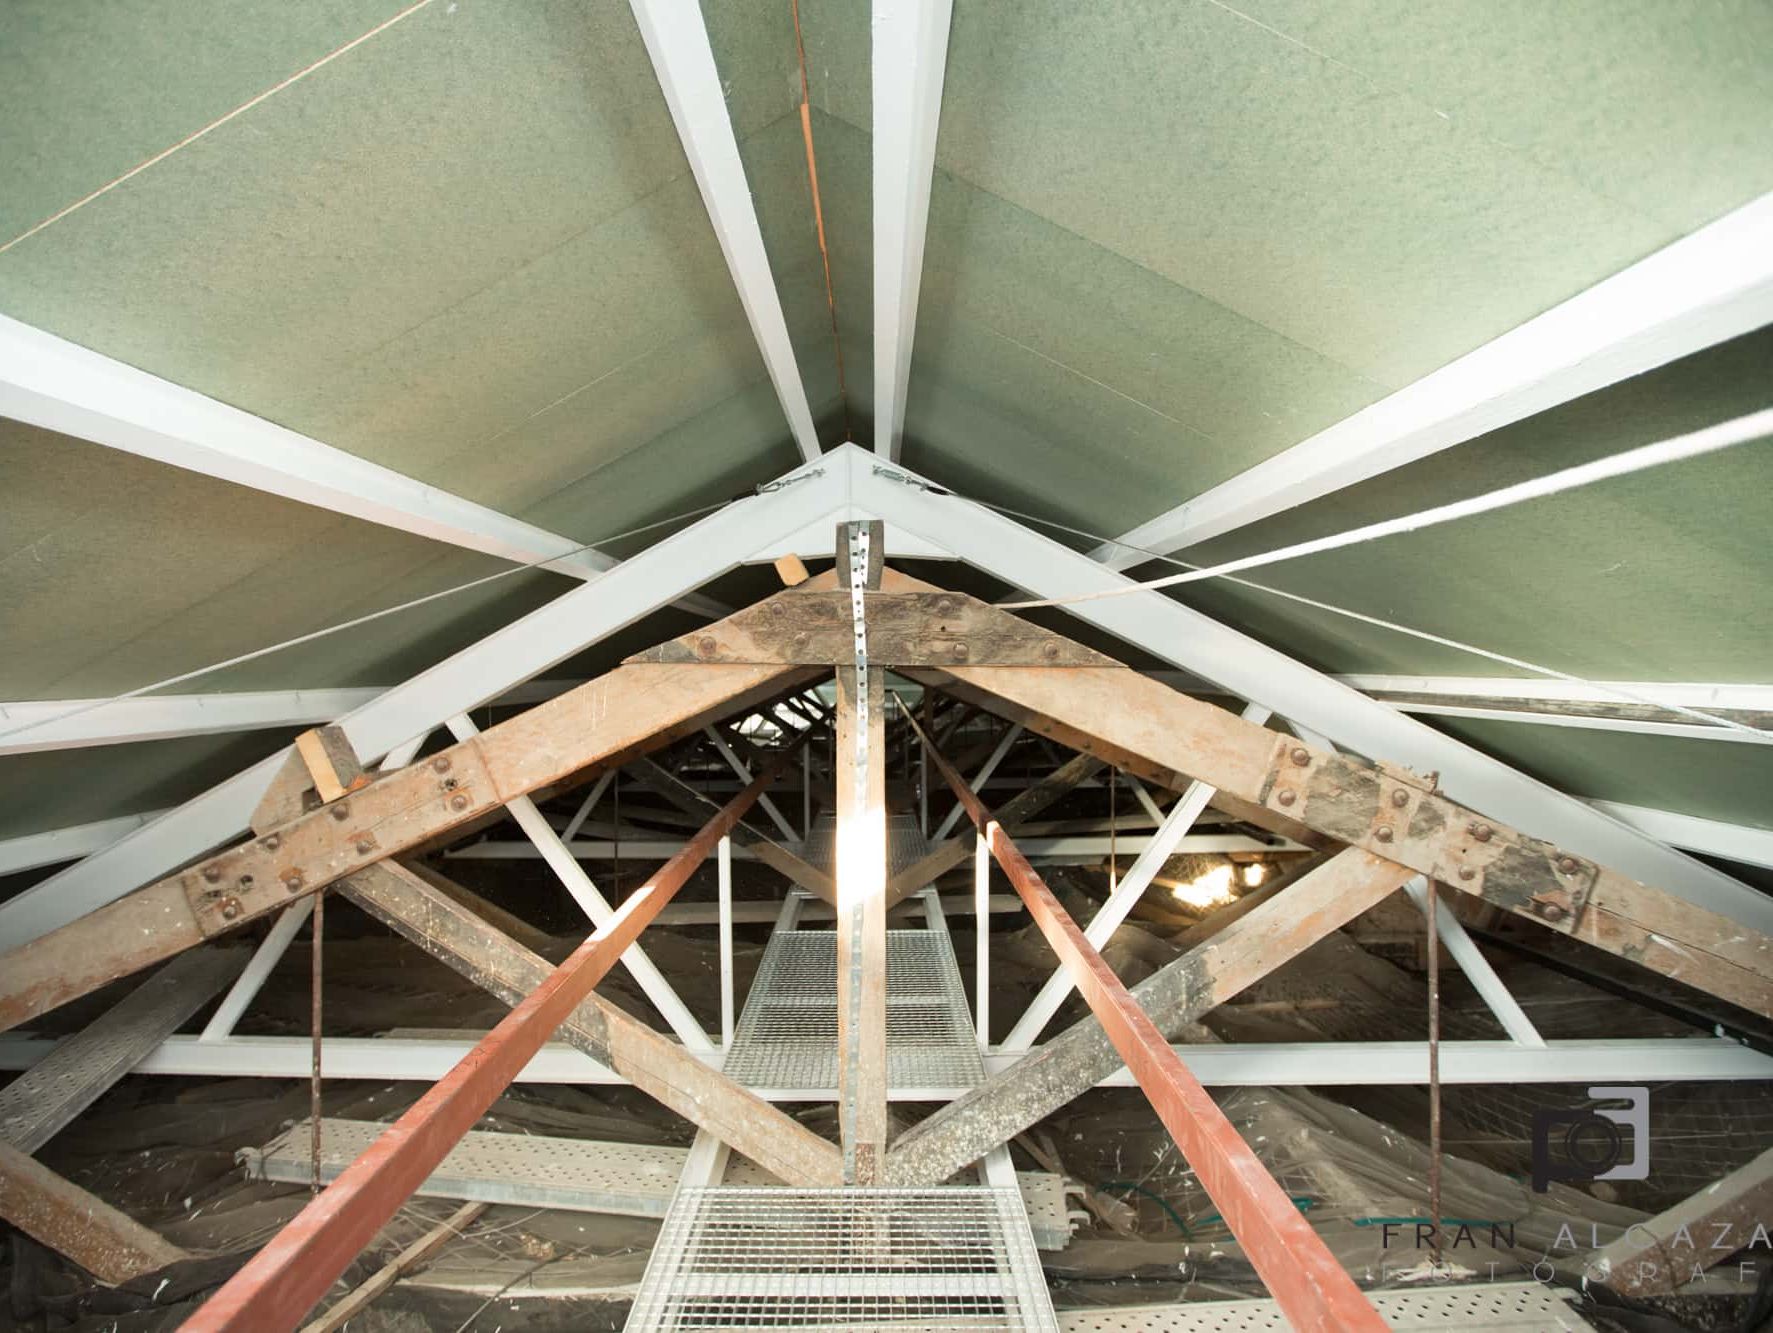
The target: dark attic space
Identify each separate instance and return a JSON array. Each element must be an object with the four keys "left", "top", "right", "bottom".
[{"left": 1, "top": 3, "right": 1772, "bottom": 1331}]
